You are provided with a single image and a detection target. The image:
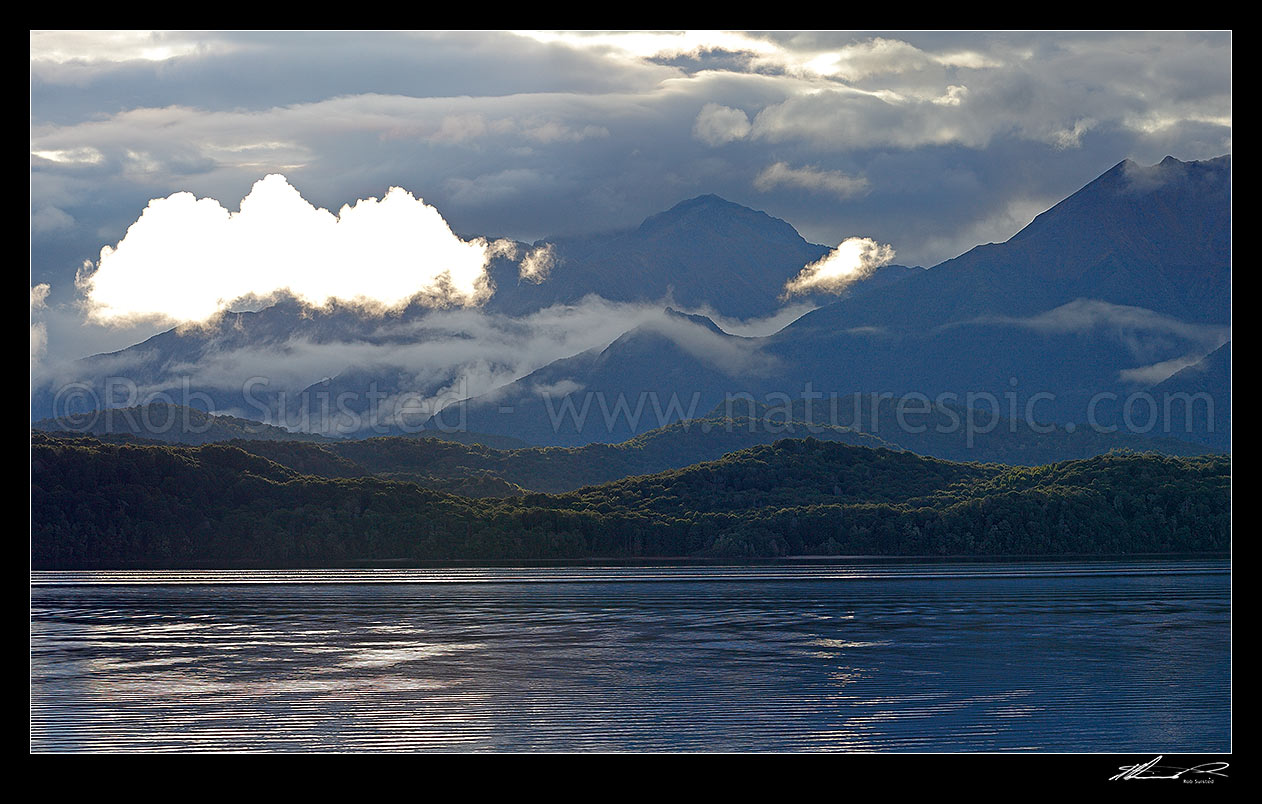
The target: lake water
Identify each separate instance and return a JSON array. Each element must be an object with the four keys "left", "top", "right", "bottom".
[{"left": 30, "top": 560, "right": 1231, "bottom": 752}]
